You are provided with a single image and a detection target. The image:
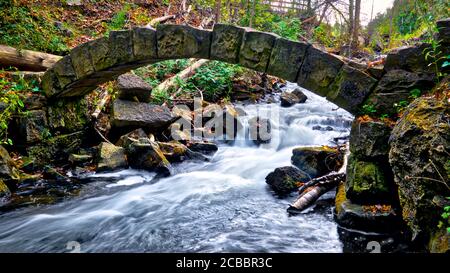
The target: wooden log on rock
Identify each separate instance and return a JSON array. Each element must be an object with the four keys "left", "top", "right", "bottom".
[
  {"left": 287, "top": 173, "right": 346, "bottom": 214},
  {"left": 287, "top": 143, "right": 349, "bottom": 214},
  {"left": 0, "top": 45, "right": 62, "bottom": 71}
]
